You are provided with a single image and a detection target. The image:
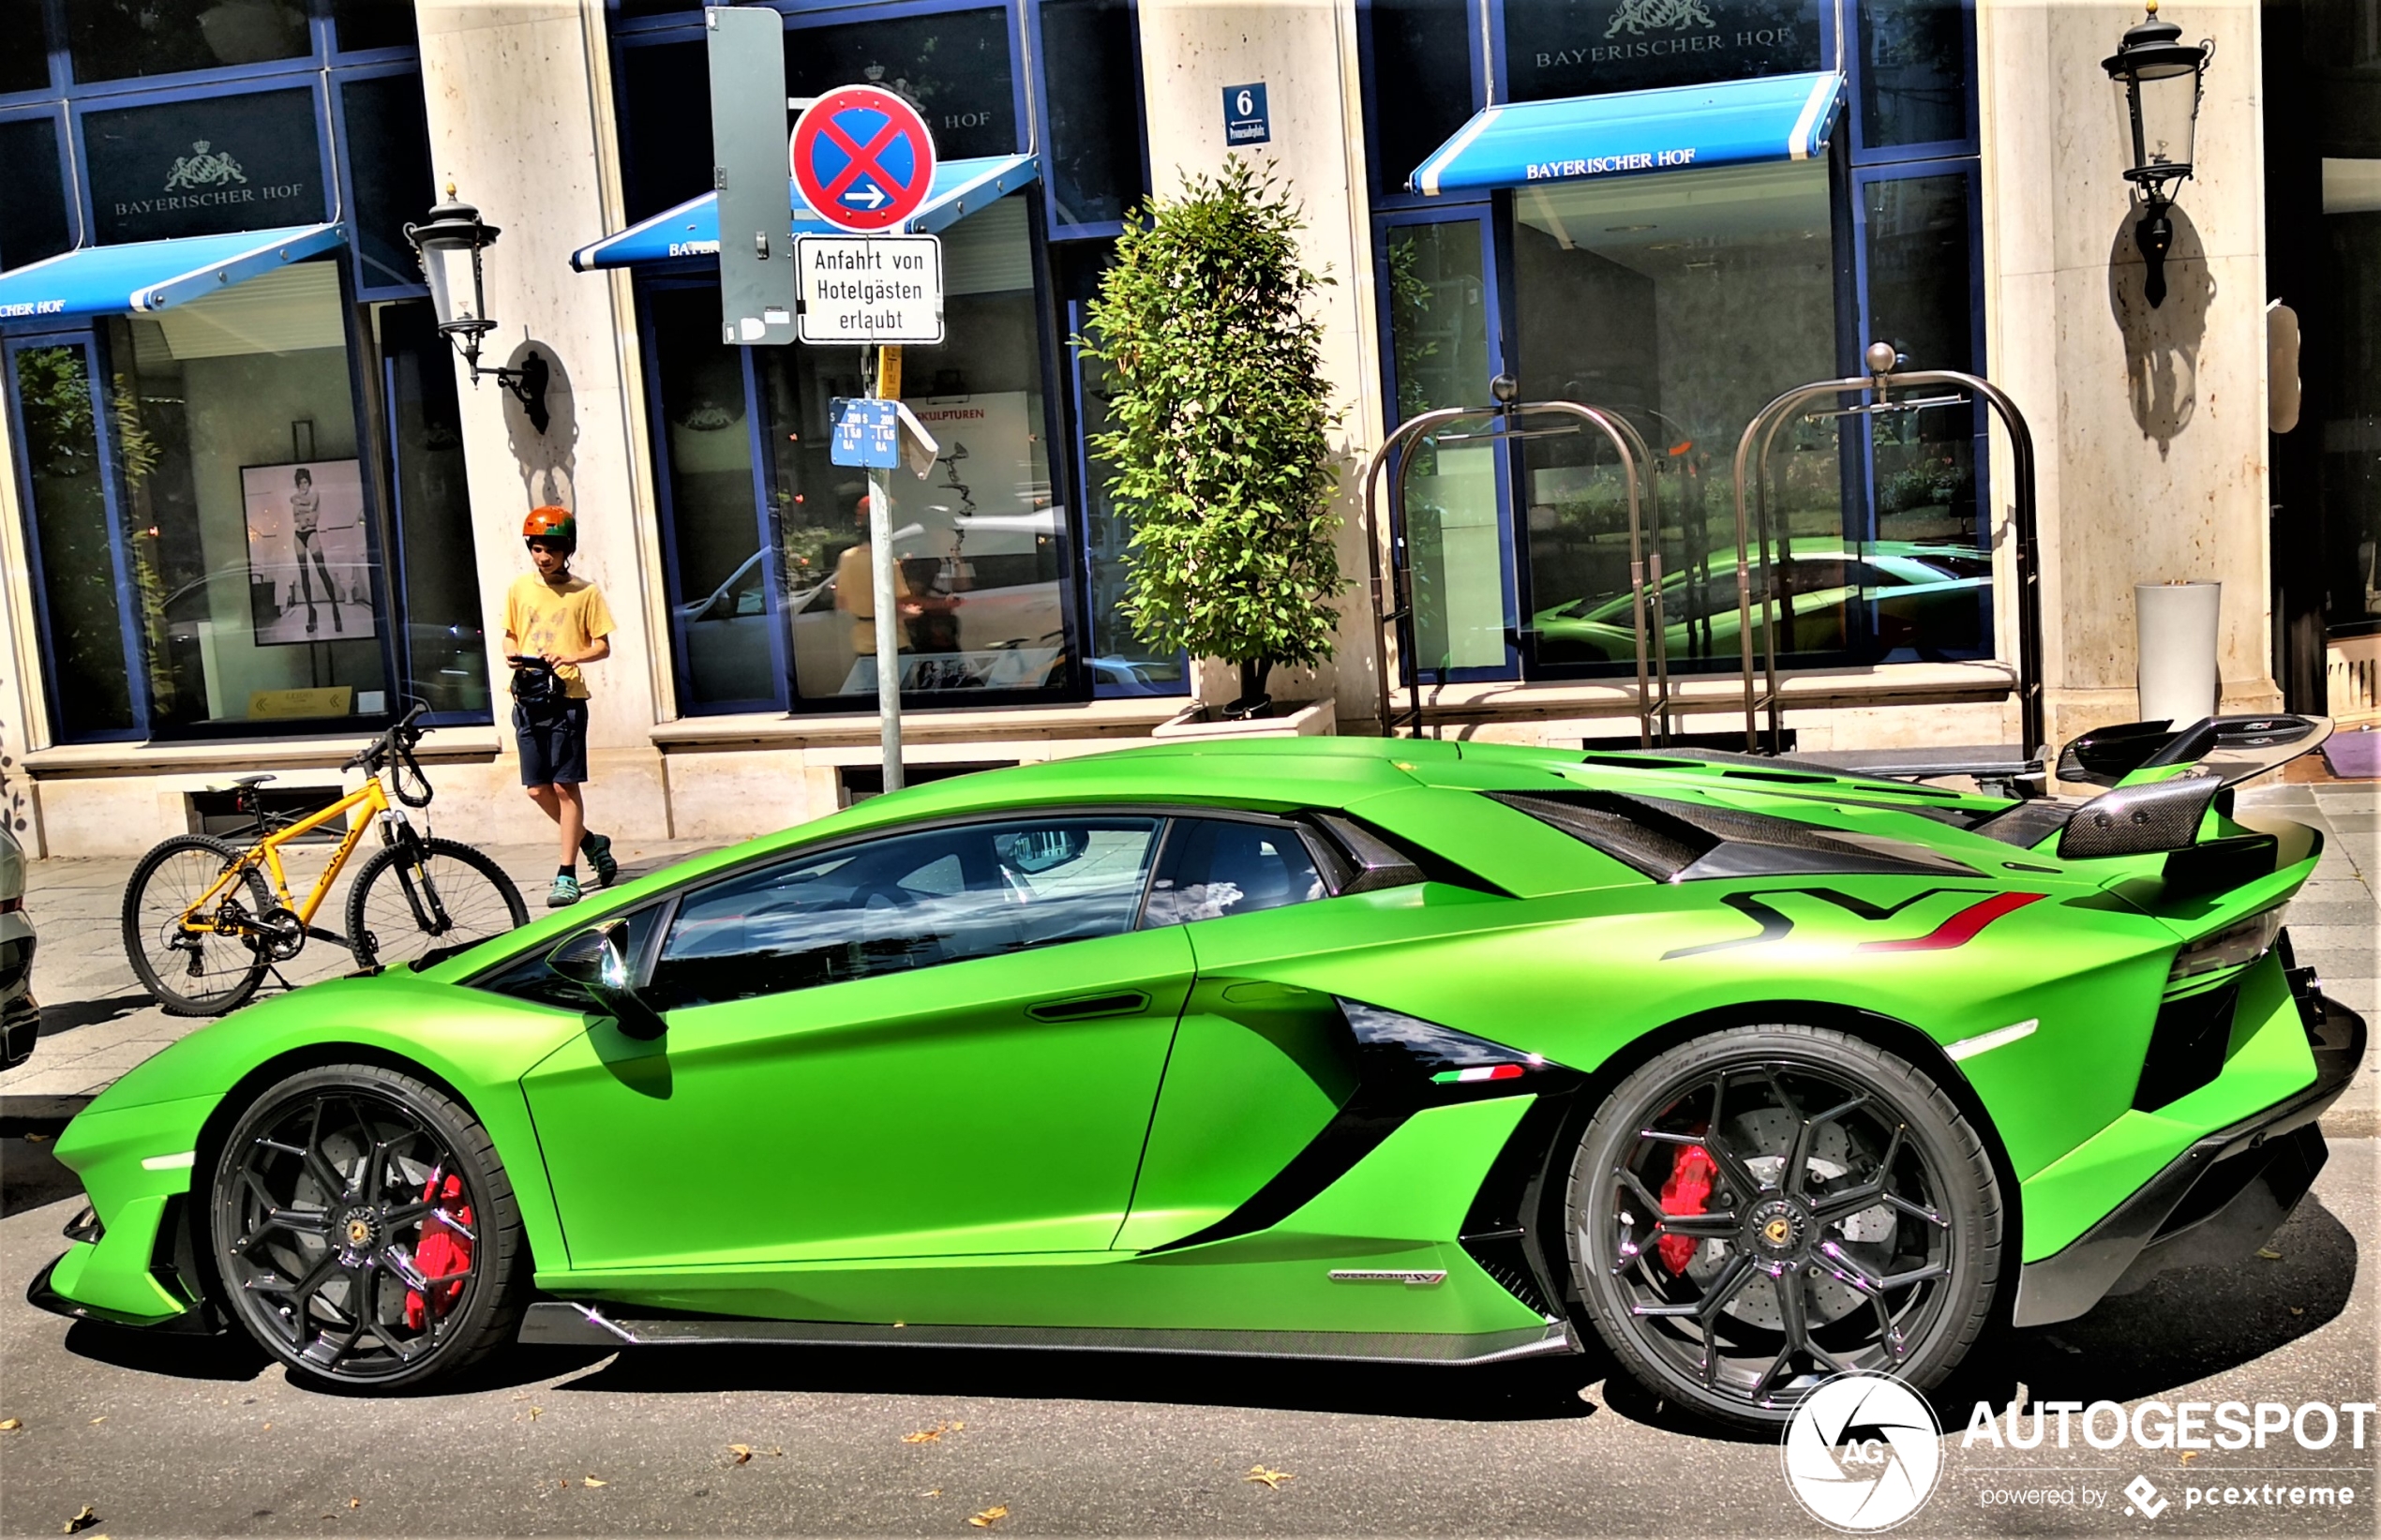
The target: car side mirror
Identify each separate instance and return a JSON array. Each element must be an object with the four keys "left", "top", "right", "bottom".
[{"left": 547, "top": 920, "right": 665, "bottom": 1039}]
